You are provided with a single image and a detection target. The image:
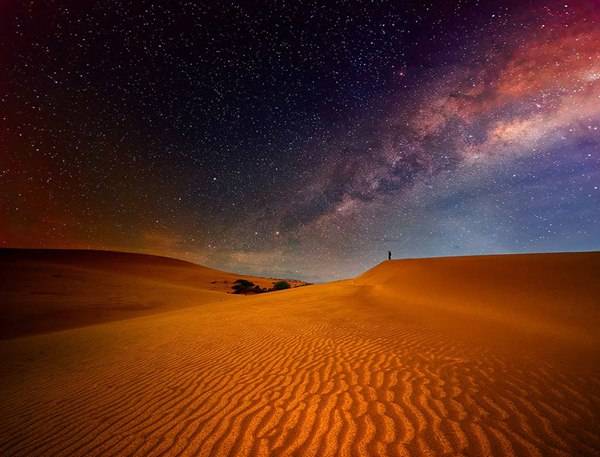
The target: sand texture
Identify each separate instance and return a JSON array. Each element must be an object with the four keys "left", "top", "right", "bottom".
[
  {"left": 1, "top": 251, "right": 599, "bottom": 456},
  {"left": 0, "top": 249, "right": 304, "bottom": 339}
]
